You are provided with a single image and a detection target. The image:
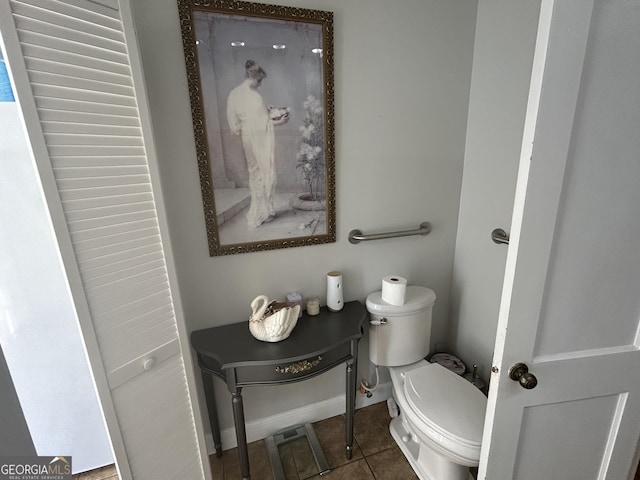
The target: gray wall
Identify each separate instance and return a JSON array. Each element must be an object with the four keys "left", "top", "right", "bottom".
[
  {"left": 131, "top": 0, "right": 477, "bottom": 431},
  {"left": 449, "top": 0, "right": 542, "bottom": 381},
  {"left": 0, "top": 344, "right": 35, "bottom": 456}
]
